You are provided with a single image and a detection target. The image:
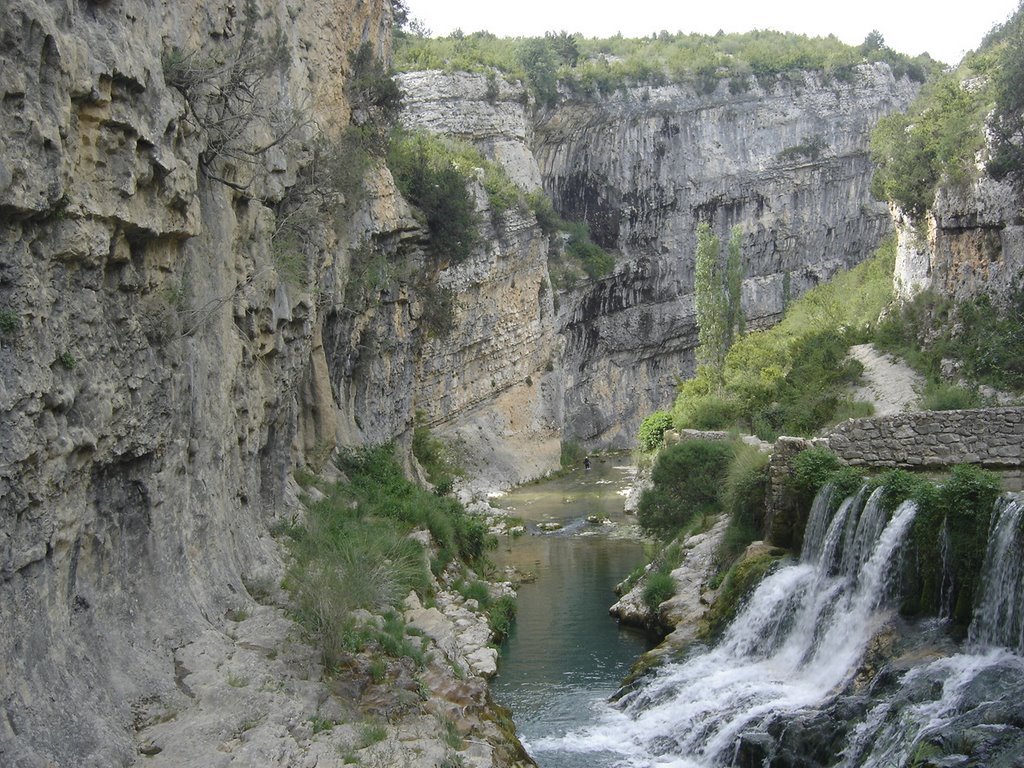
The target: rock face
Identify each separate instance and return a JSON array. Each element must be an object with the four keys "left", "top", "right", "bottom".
[
  {"left": 0, "top": 3, "right": 541, "bottom": 766},
  {"left": 399, "top": 66, "right": 920, "bottom": 449},
  {"left": 893, "top": 174, "right": 1024, "bottom": 304},
  {"left": 537, "top": 65, "right": 919, "bottom": 446}
]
